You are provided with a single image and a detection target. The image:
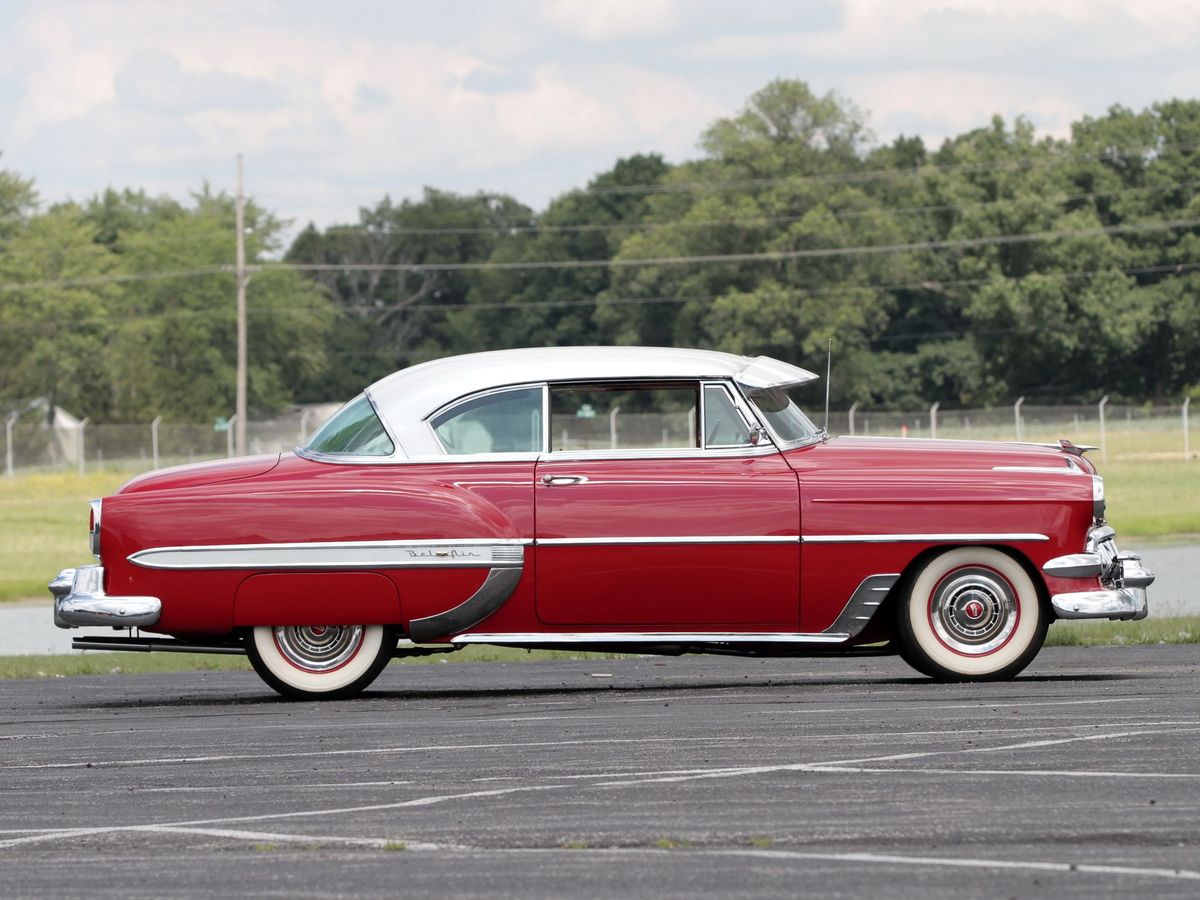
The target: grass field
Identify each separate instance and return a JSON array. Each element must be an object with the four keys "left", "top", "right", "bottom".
[
  {"left": 0, "top": 469, "right": 134, "bottom": 602},
  {"left": 1, "top": 618, "right": 1194, "bottom": 679},
  {"left": 1, "top": 449, "right": 1196, "bottom": 602}
]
